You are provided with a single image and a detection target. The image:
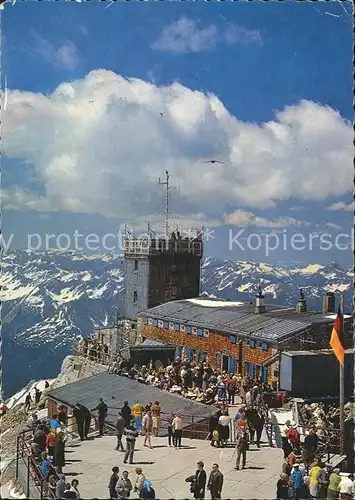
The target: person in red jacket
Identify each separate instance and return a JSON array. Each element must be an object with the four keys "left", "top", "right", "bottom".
[{"left": 286, "top": 423, "right": 300, "bottom": 450}]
